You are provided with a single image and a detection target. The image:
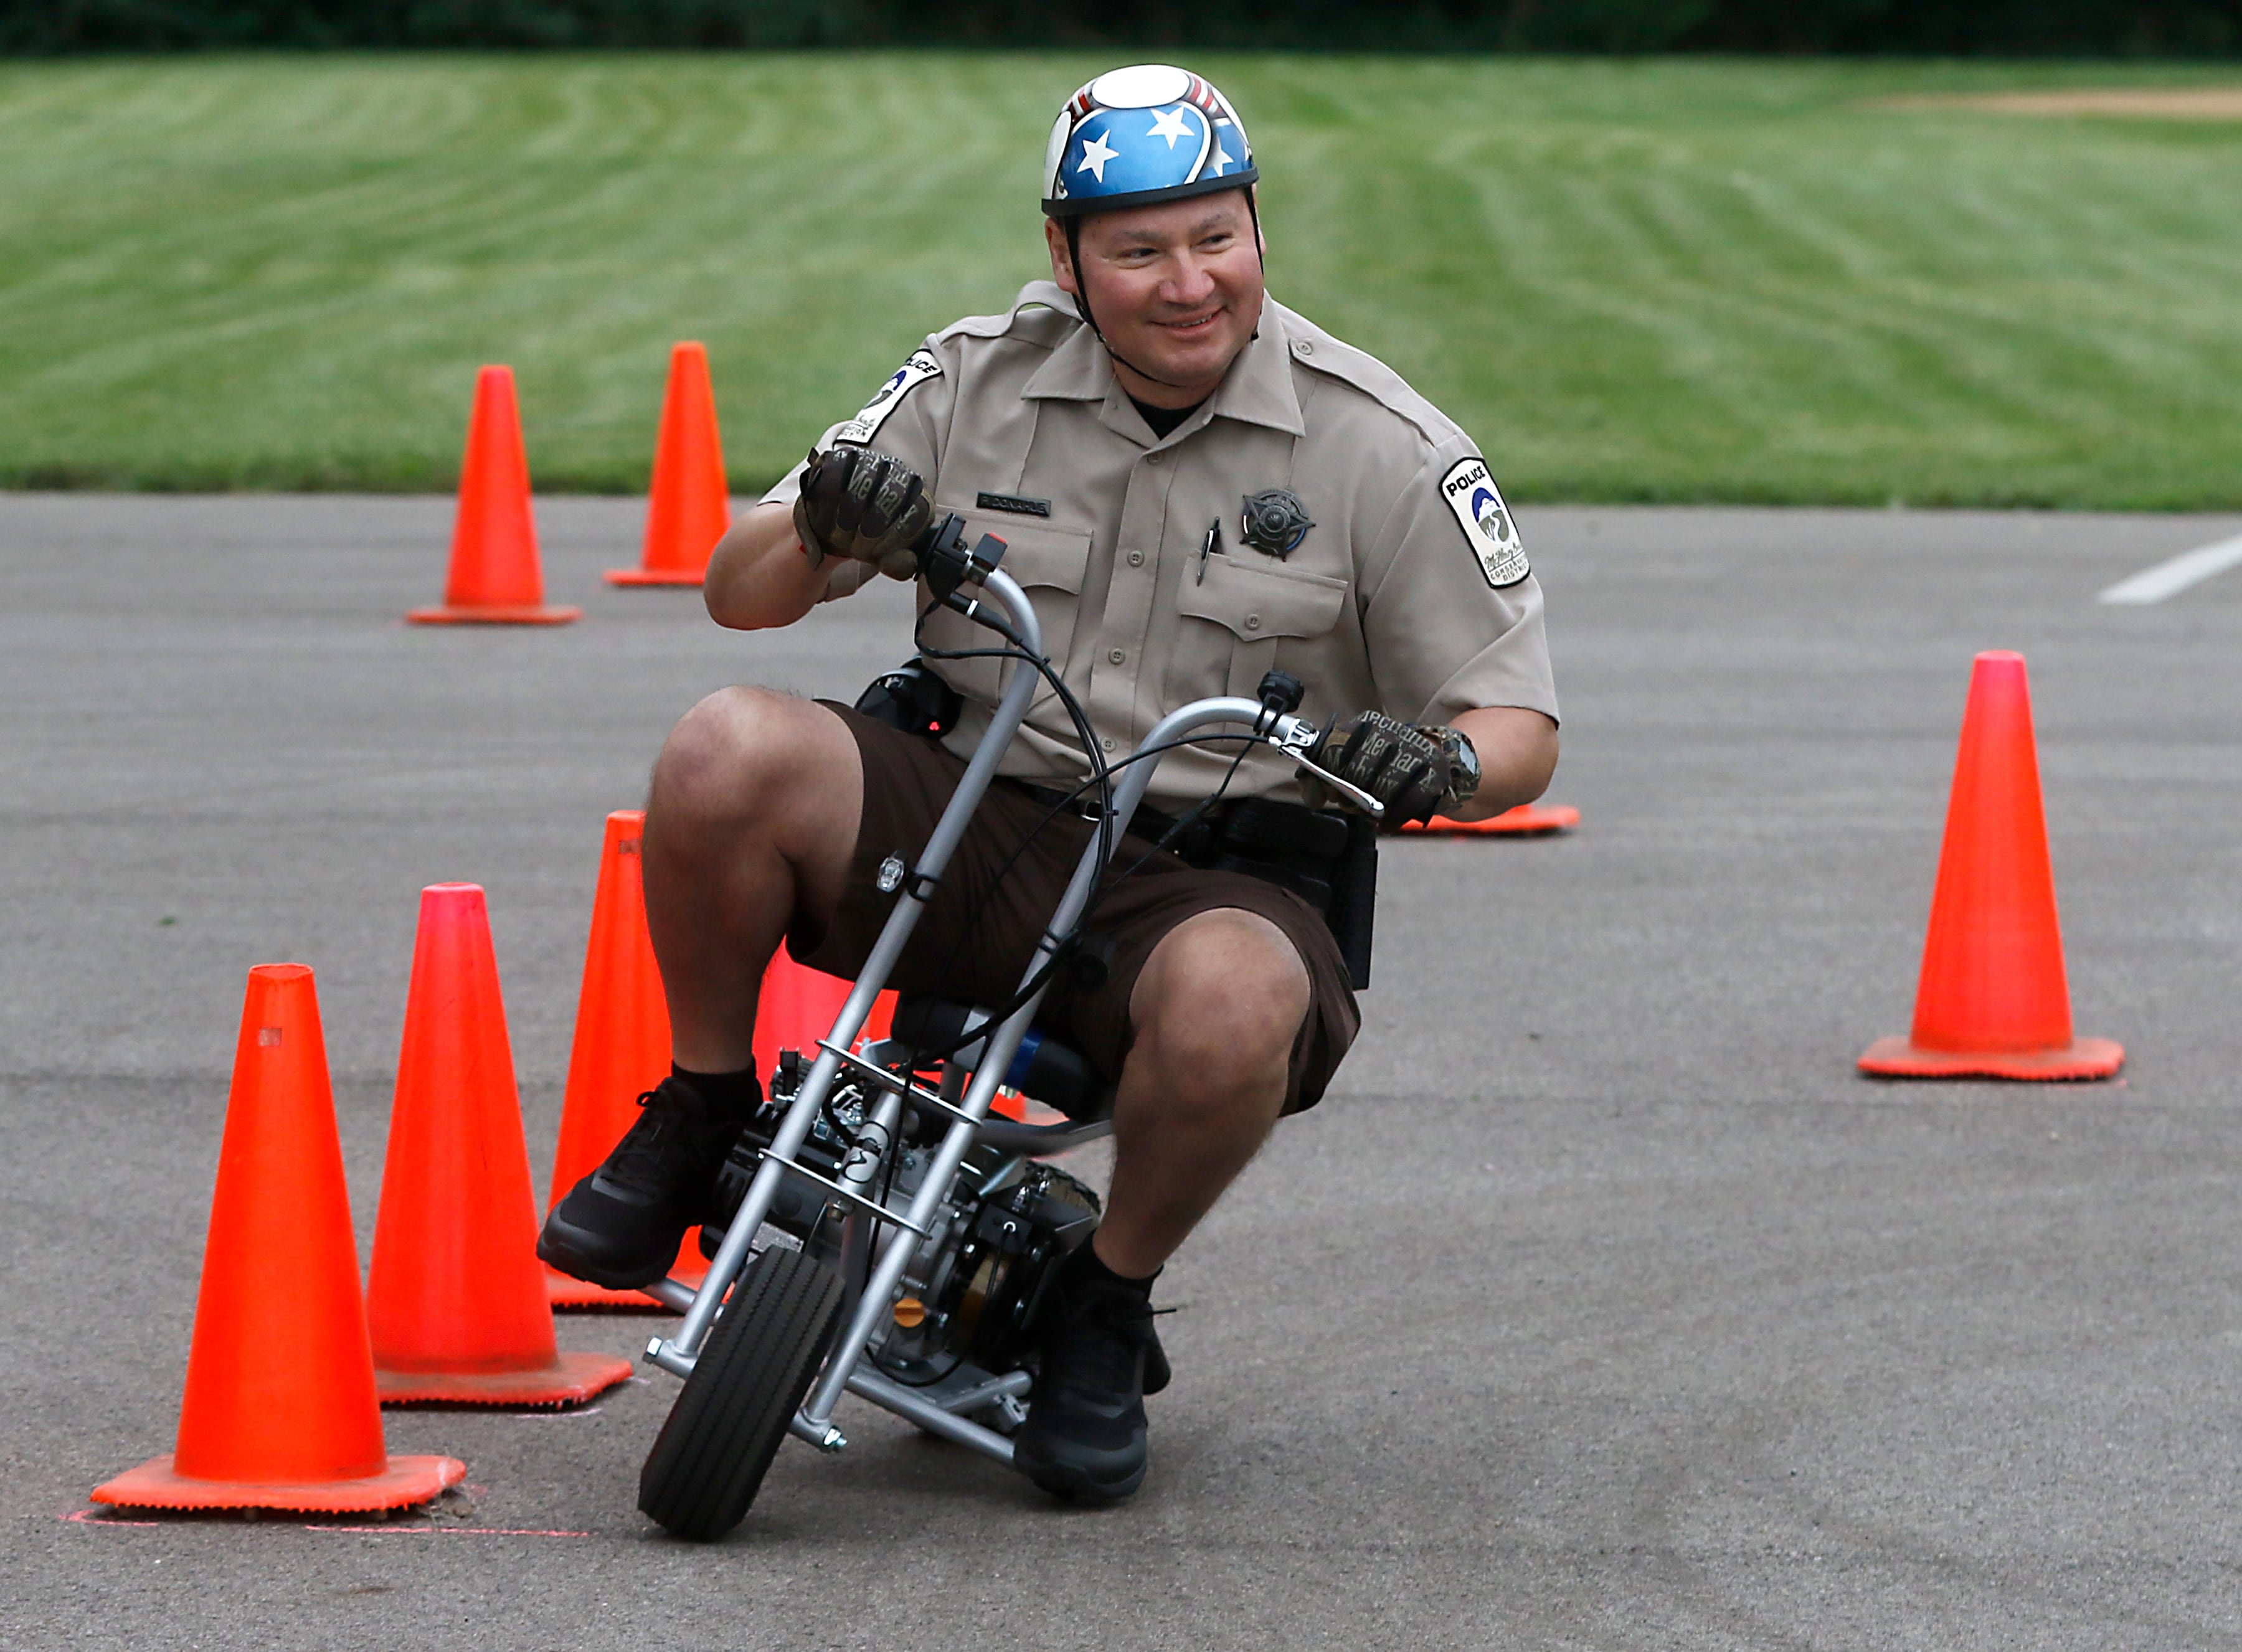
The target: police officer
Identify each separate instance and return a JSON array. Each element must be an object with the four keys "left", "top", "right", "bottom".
[{"left": 540, "top": 64, "right": 1559, "bottom": 1503}]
